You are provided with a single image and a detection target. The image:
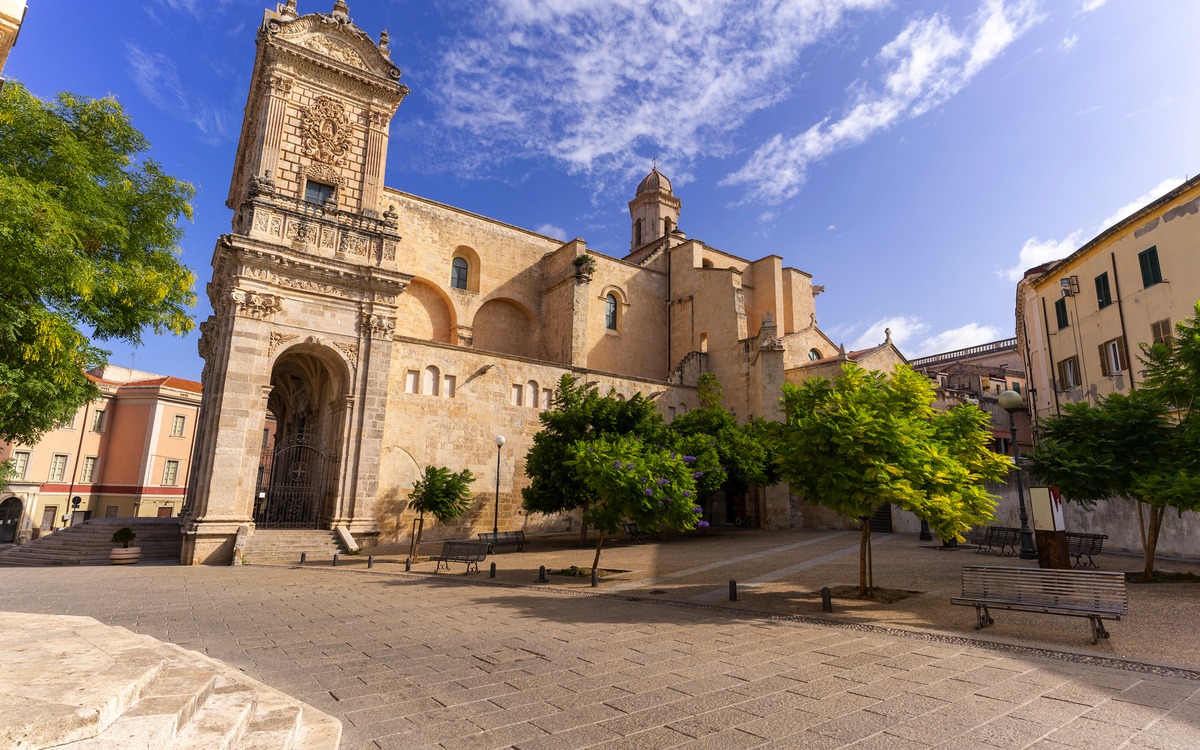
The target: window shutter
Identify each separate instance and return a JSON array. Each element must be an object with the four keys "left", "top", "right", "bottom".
[
  {"left": 1117, "top": 337, "right": 1128, "bottom": 371},
  {"left": 1098, "top": 345, "right": 1110, "bottom": 377},
  {"left": 1140, "top": 251, "right": 1152, "bottom": 287},
  {"left": 1056, "top": 360, "right": 1065, "bottom": 388},
  {"left": 1149, "top": 248, "right": 1162, "bottom": 284}
]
